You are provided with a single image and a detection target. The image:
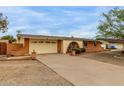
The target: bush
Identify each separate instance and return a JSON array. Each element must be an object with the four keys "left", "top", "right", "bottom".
[
  {"left": 73, "top": 48, "right": 81, "bottom": 54},
  {"left": 72, "top": 48, "right": 86, "bottom": 54},
  {"left": 80, "top": 48, "right": 86, "bottom": 53}
]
